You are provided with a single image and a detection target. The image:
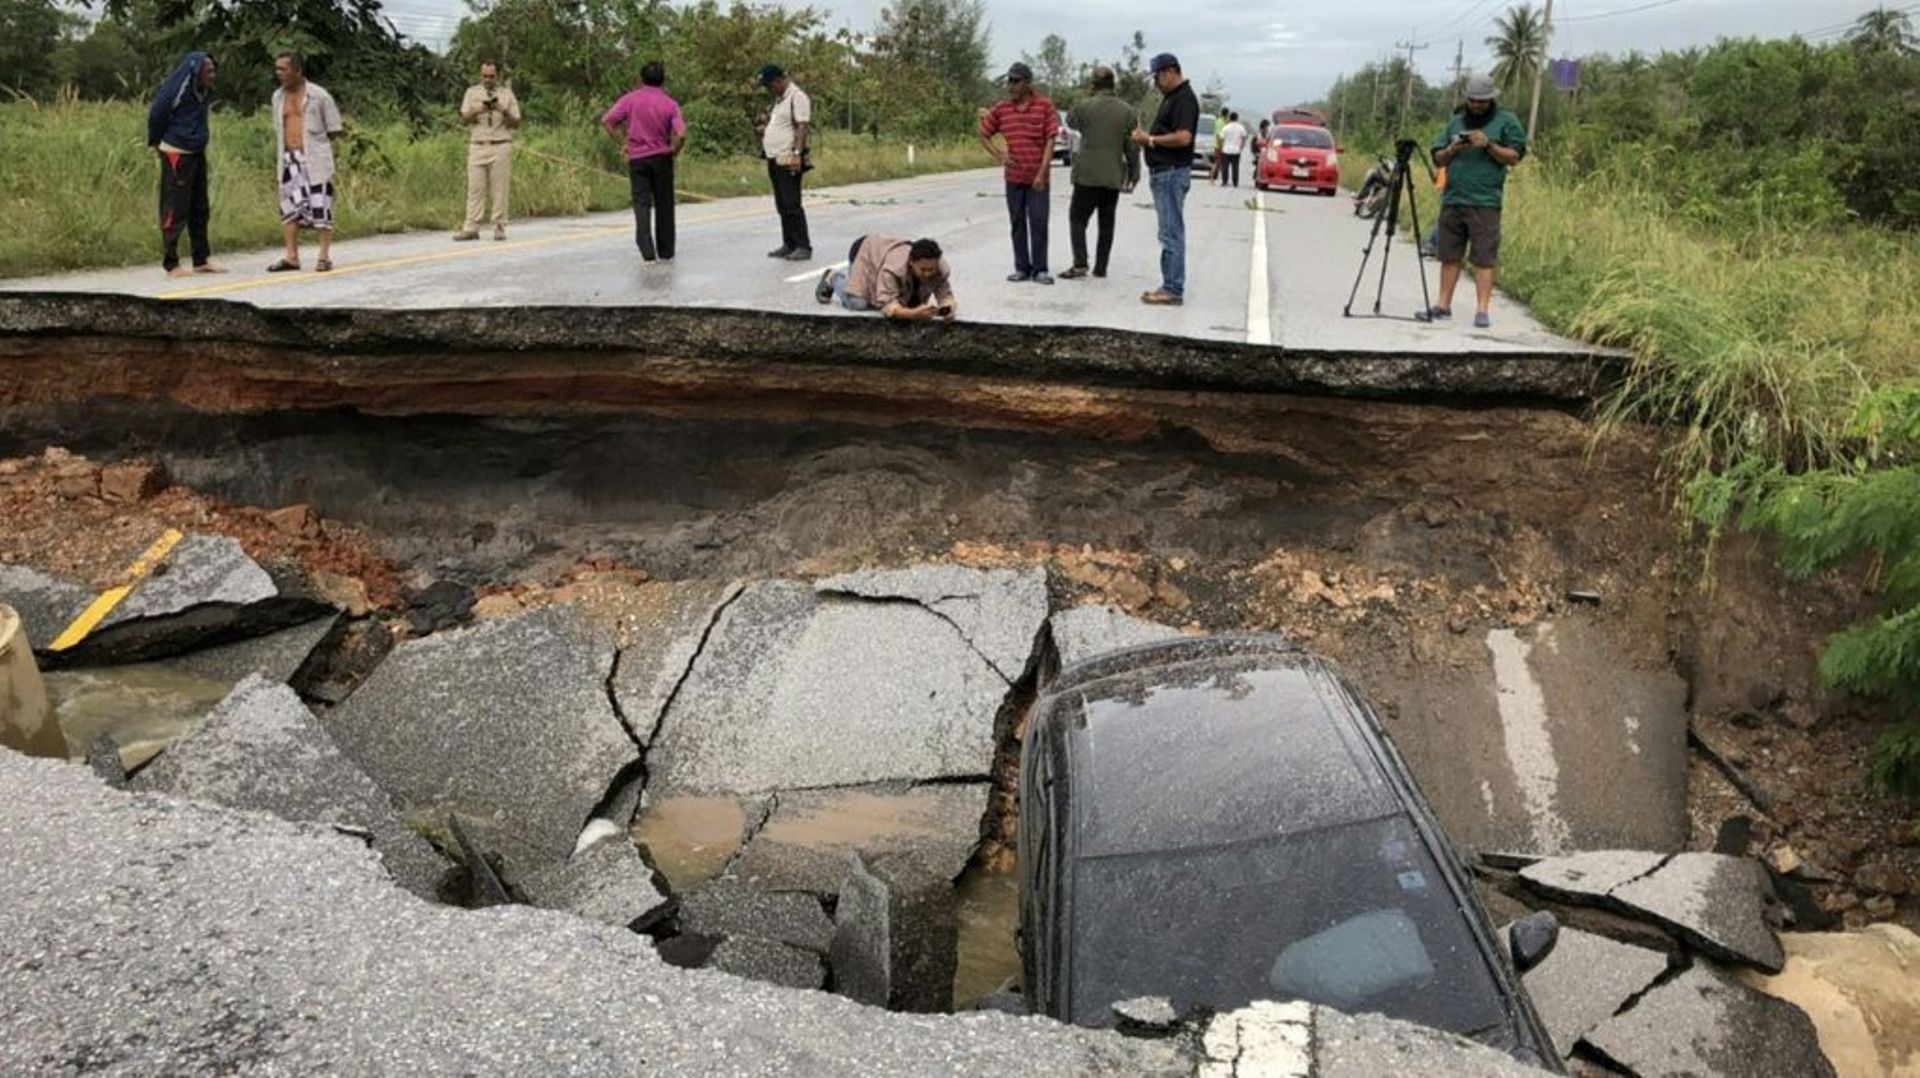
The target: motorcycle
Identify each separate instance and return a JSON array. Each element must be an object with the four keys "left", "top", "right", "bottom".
[{"left": 1352, "top": 155, "right": 1397, "bottom": 219}]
